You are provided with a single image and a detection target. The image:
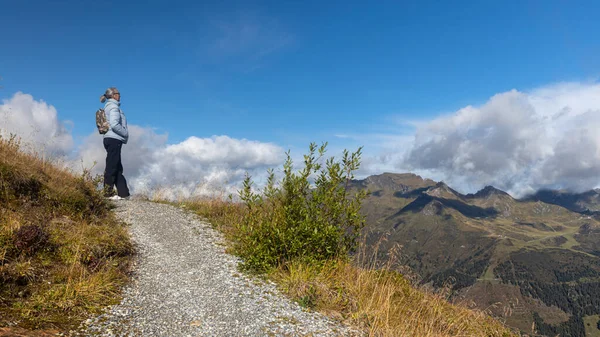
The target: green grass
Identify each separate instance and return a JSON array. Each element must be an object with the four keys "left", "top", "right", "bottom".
[
  {"left": 0, "top": 135, "right": 134, "bottom": 332},
  {"left": 584, "top": 315, "right": 600, "bottom": 337},
  {"left": 444, "top": 203, "right": 599, "bottom": 265}
]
